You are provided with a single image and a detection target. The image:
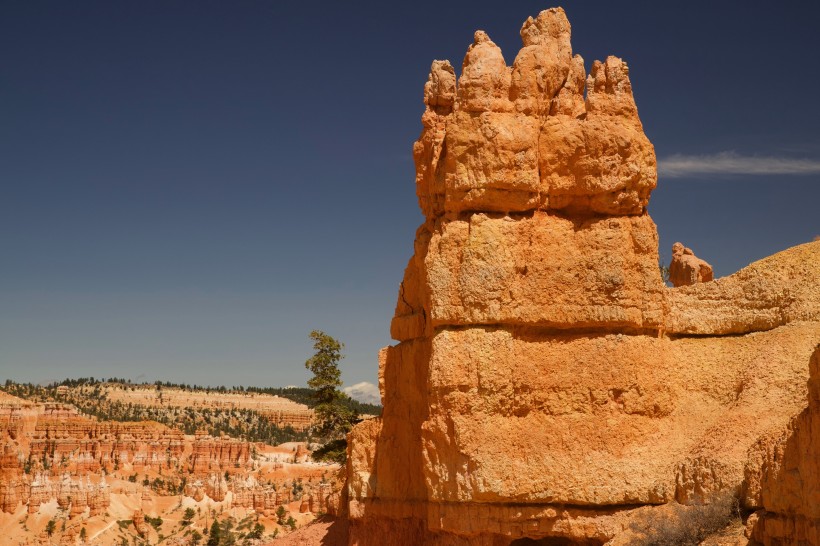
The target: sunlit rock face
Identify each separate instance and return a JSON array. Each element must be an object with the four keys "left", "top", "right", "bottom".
[
  {"left": 669, "top": 242, "right": 713, "bottom": 287},
  {"left": 745, "top": 345, "right": 820, "bottom": 546},
  {"left": 346, "top": 6, "right": 820, "bottom": 546}
]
